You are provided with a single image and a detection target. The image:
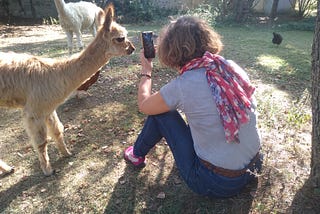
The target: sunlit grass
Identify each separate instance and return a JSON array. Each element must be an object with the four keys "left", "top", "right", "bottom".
[{"left": 257, "top": 54, "right": 288, "bottom": 71}]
